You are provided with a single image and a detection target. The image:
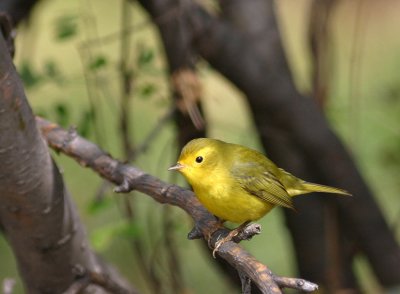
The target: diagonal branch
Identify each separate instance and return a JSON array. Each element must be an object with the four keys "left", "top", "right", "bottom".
[
  {"left": 63, "top": 271, "right": 135, "bottom": 294},
  {"left": 37, "top": 117, "right": 318, "bottom": 294}
]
